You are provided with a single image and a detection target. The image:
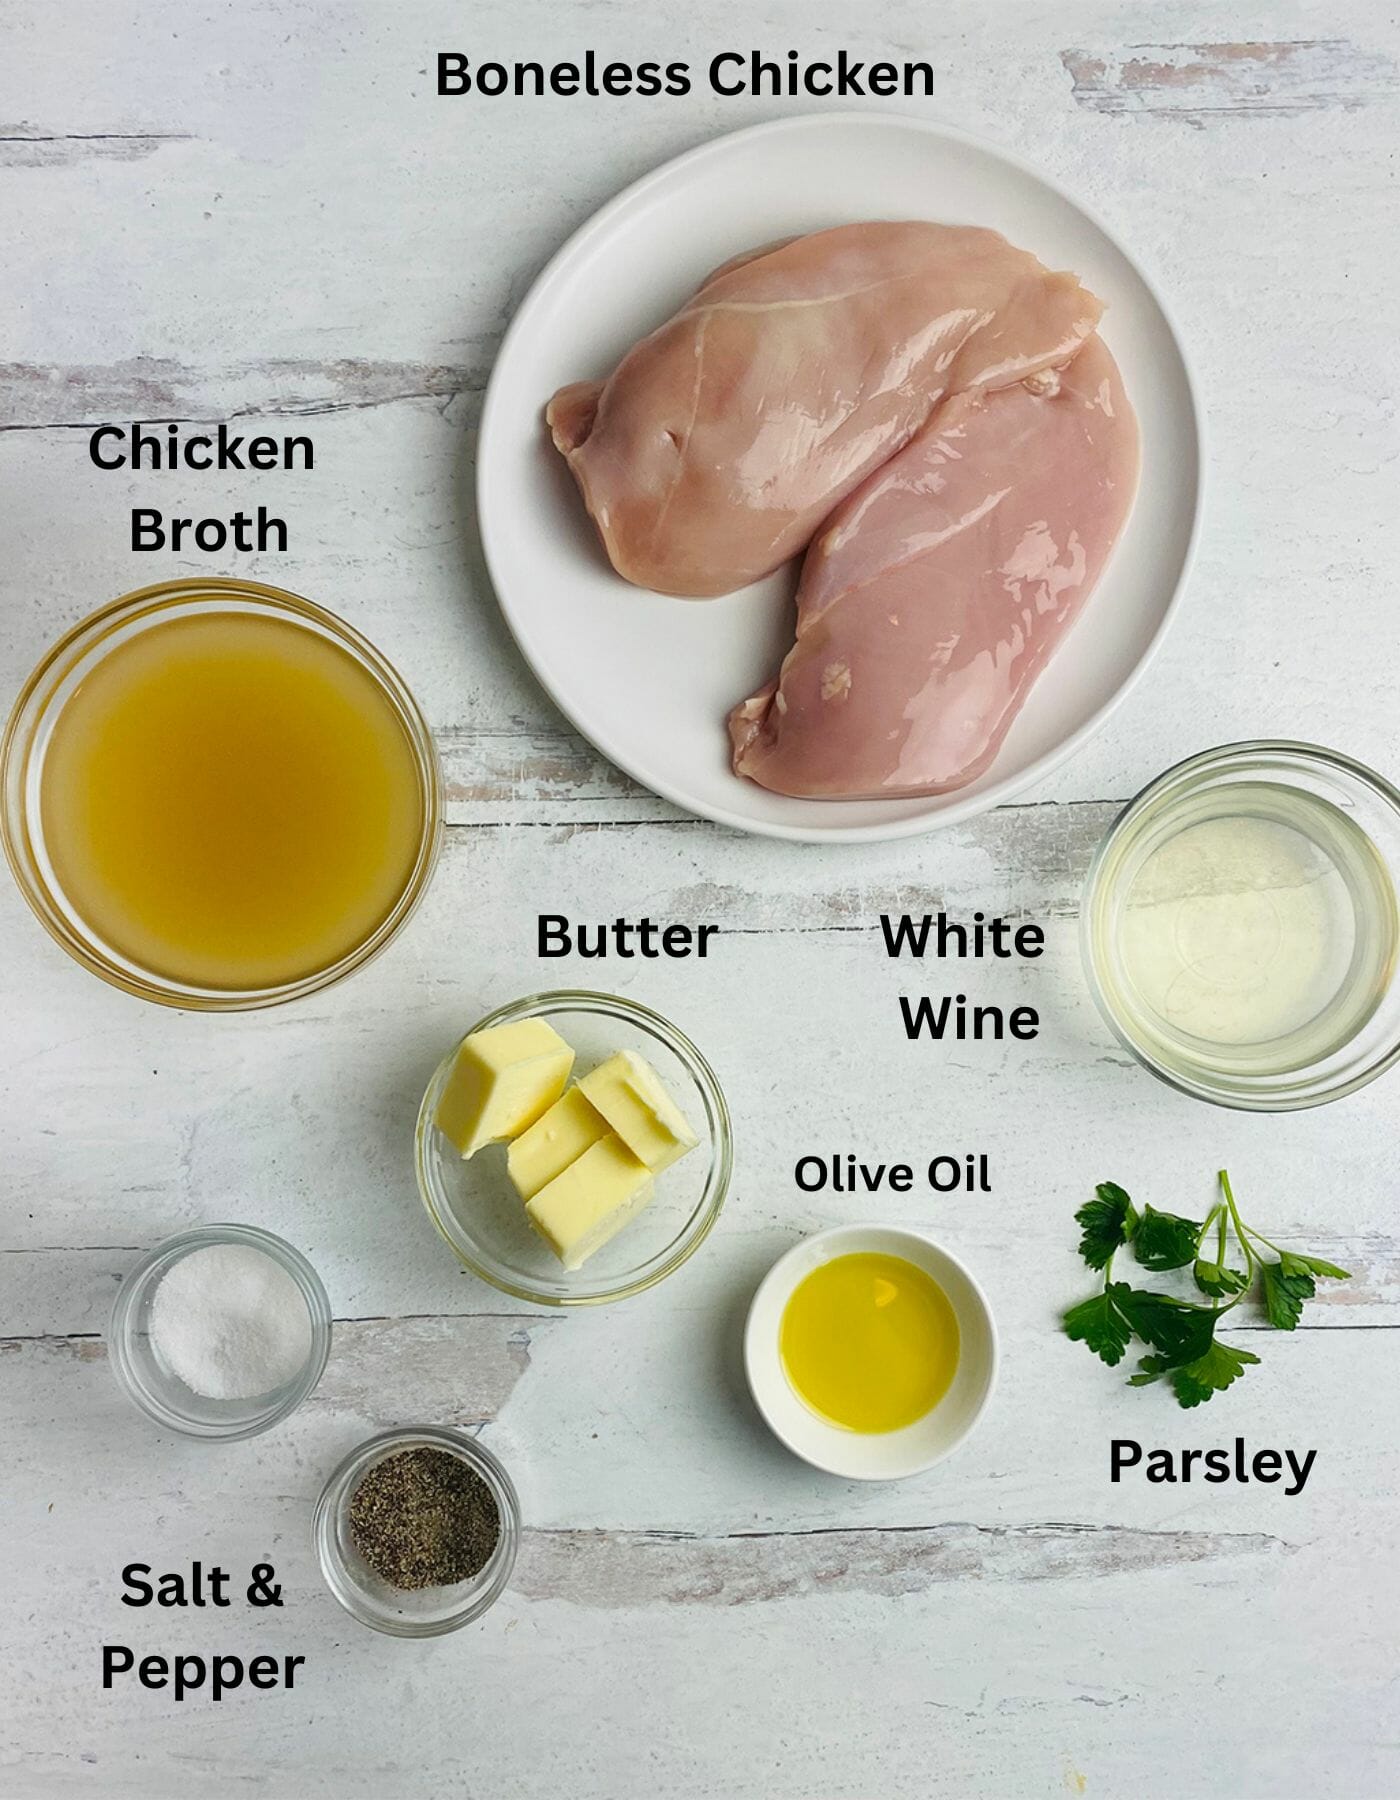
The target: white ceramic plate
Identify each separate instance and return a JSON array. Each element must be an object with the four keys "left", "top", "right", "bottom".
[
  {"left": 744, "top": 1224, "right": 998, "bottom": 1480},
  {"left": 478, "top": 114, "right": 1202, "bottom": 843}
]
